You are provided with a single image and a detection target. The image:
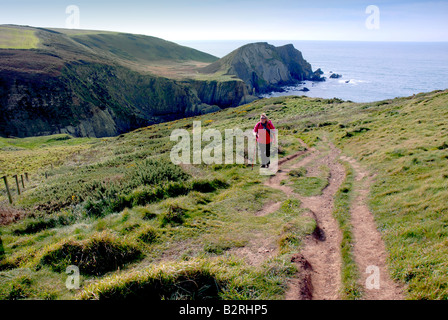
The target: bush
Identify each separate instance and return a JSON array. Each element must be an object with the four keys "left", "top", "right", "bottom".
[
  {"left": 5, "top": 276, "right": 33, "bottom": 300},
  {"left": 127, "top": 158, "right": 190, "bottom": 188},
  {"left": 160, "top": 203, "right": 186, "bottom": 226},
  {"left": 164, "top": 181, "right": 190, "bottom": 198},
  {"left": 12, "top": 211, "right": 79, "bottom": 235},
  {"left": 27, "top": 157, "right": 191, "bottom": 215},
  {"left": 191, "top": 178, "right": 228, "bottom": 193}
]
